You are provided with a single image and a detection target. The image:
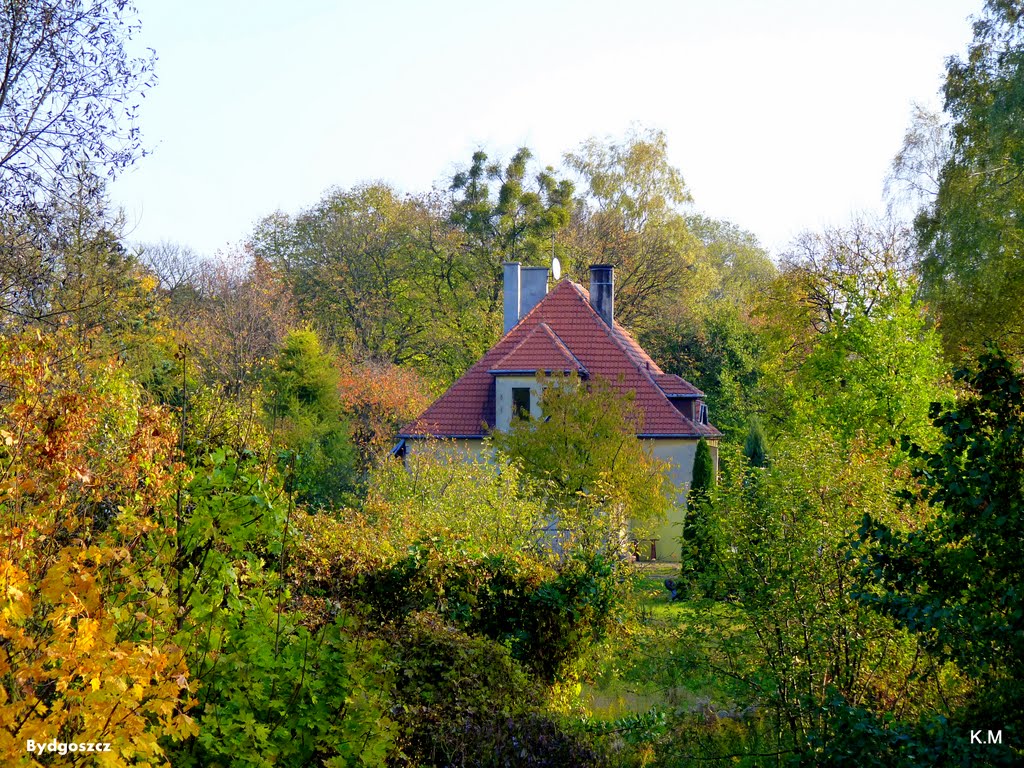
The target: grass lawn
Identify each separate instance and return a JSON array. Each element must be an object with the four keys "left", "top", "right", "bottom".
[{"left": 578, "top": 562, "right": 753, "bottom": 721}]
